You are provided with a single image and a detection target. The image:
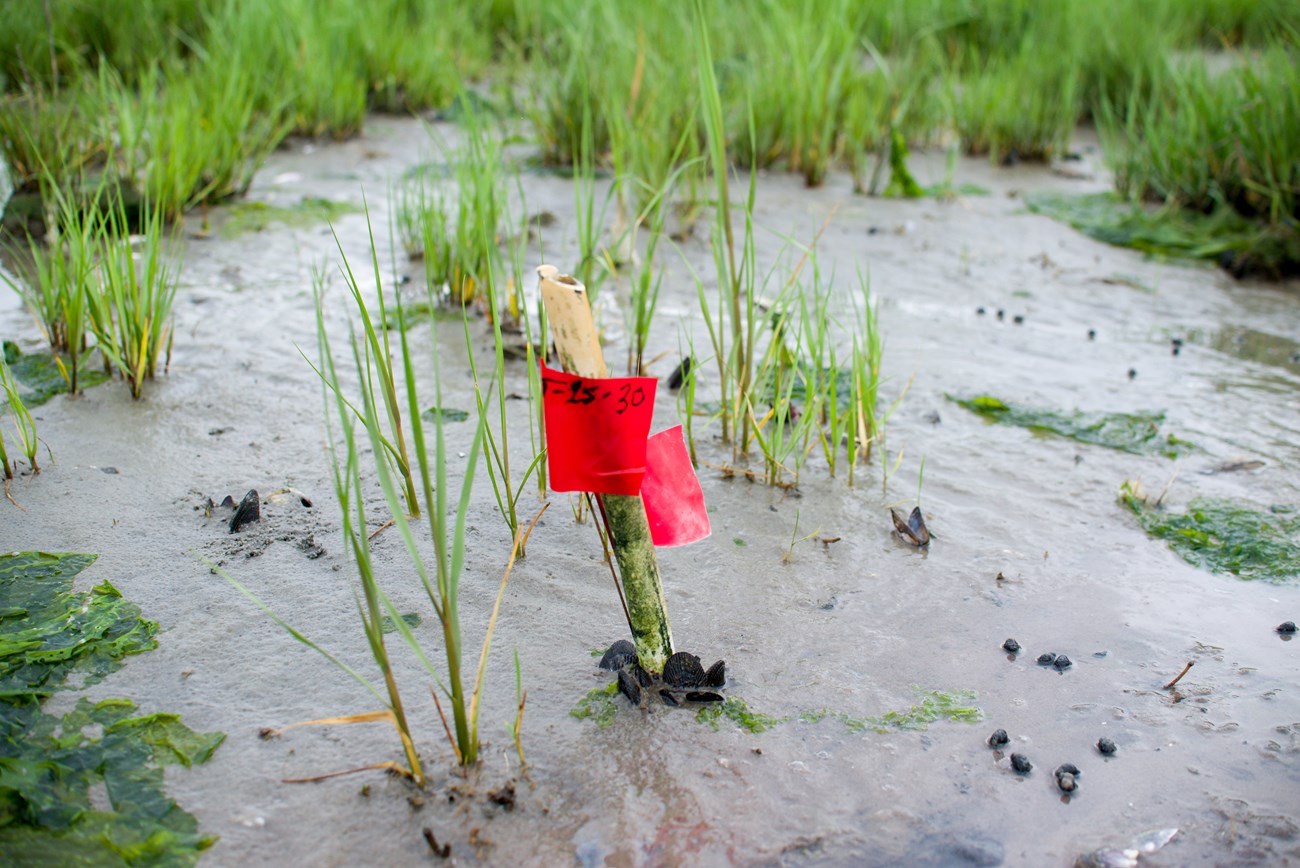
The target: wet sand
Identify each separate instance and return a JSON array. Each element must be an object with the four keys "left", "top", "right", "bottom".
[{"left": 2, "top": 118, "right": 1298, "bottom": 866}]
